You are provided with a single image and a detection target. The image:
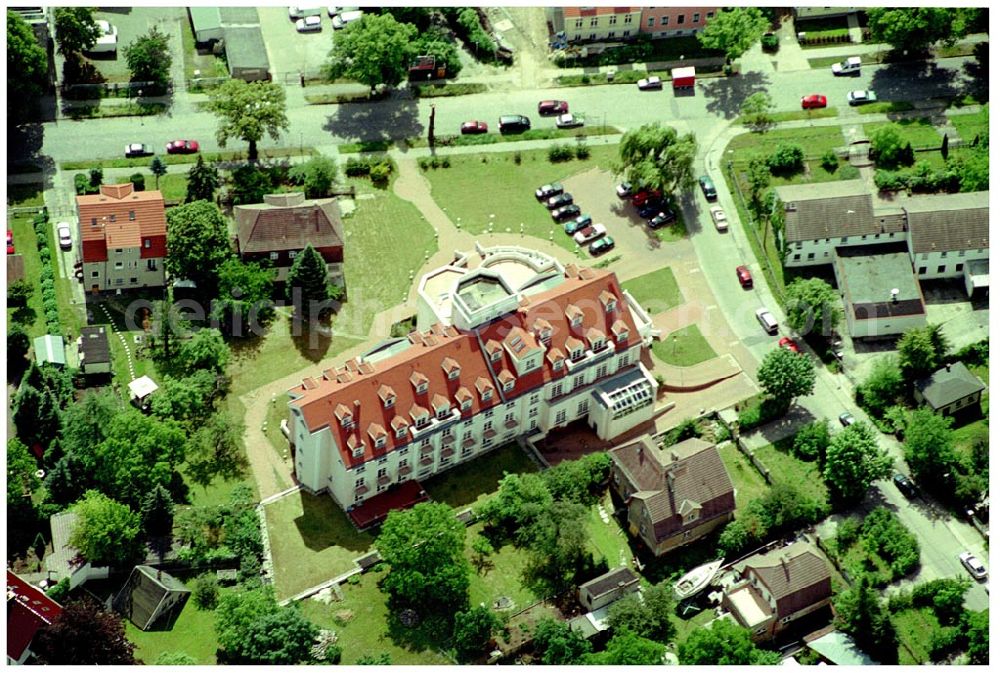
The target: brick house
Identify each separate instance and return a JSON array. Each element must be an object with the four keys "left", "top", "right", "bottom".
[
  {"left": 609, "top": 436, "right": 735, "bottom": 556},
  {"left": 76, "top": 184, "right": 167, "bottom": 292},
  {"left": 639, "top": 7, "right": 719, "bottom": 38},
  {"left": 235, "top": 192, "right": 344, "bottom": 283}
]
